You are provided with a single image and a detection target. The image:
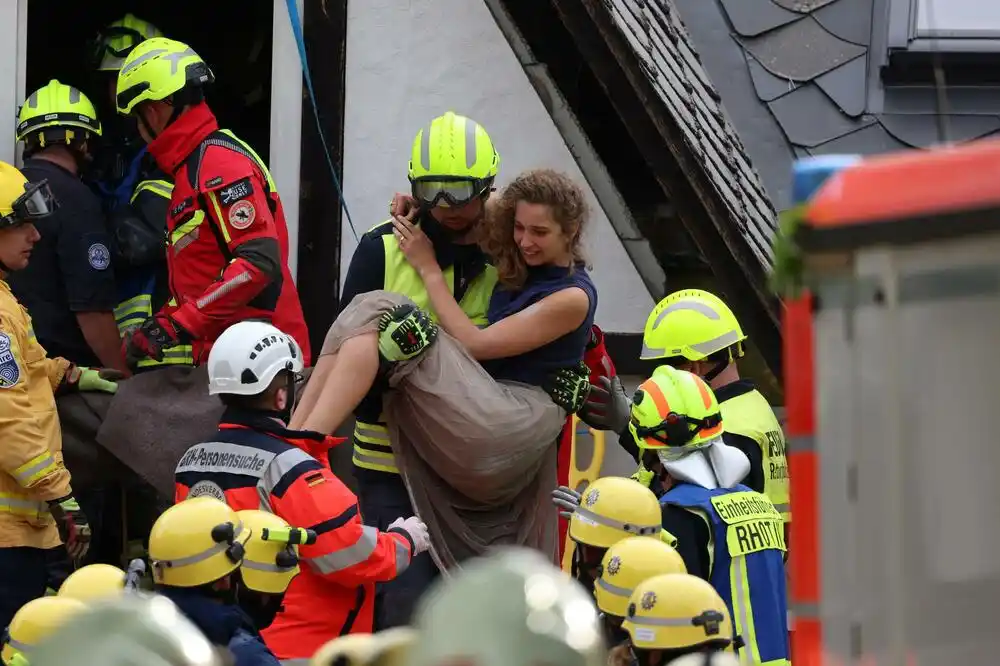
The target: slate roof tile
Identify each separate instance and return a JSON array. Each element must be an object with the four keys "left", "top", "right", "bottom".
[
  {"left": 772, "top": 0, "right": 838, "bottom": 12},
  {"left": 745, "top": 48, "right": 801, "bottom": 101},
  {"left": 813, "top": 55, "right": 868, "bottom": 117},
  {"left": 807, "top": 123, "right": 909, "bottom": 154},
  {"left": 878, "top": 113, "right": 1000, "bottom": 147},
  {"left": 812, "top": 0, "right": 873, "bottom": 45},
  {"left": 741, "top": 16, "right": 866, "bottom": 81},
  {"left": 605, "top": 0, "right": 778, "bottom": 268},
  {"left": 718, "top": 0, "right": 799, "bottom": 37},
  {"left": 768, "top": 83, "right": 875, "bottom": 146}
]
